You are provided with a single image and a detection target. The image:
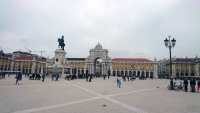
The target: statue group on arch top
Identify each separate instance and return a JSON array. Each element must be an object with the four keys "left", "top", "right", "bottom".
[{"left": 94, "top": 42, "right": 103, "bottom": 50}]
